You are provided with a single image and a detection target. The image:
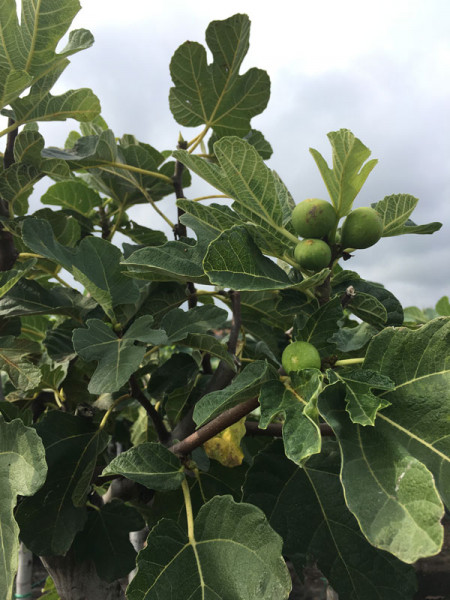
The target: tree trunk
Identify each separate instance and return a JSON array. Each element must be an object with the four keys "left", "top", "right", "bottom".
[{"left": 41, "top": 551, "right": 125, "bottom": 600}]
